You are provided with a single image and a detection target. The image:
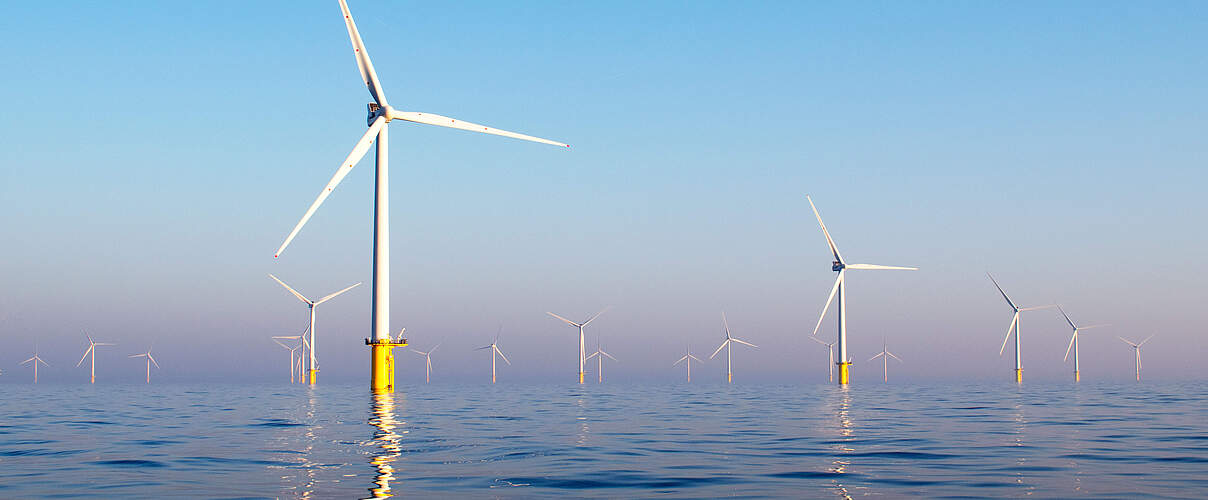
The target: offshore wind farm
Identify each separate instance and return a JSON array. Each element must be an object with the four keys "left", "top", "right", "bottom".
[{"left": 2, "top": 1, "right": 1207, "bottom": 498}]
